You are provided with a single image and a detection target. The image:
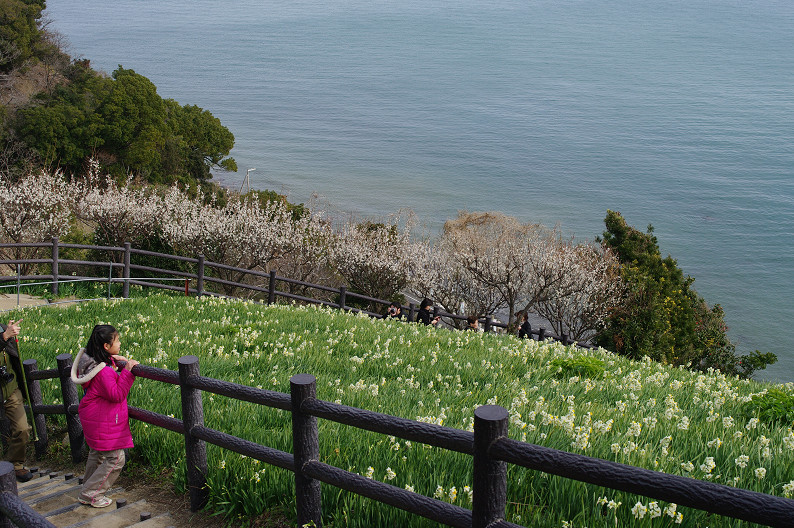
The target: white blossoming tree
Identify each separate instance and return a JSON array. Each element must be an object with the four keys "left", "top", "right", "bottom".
[
  {"left": 0, "top": 168, "right": 624, "bottom": 335},
  {"left": 408, "top": 237, "right": 503, "bottom": 326},
  {"left": 0, "top": 169, "right": 74, "bottom": 274},
  {"left": 271, "top": 212, "right": 336, "bottom": 298},
  {"left": 74, "top": 168, "right": 162, "bottom": 249},
  {"left": 442, "top": 211, "right": 563, "bottom": 328},
  {"left": 160, "top": 189, "right": 297, "bottom": 295},
  {"left": 328, "top": 214, "right": 422, "bottom": 310},
  {"left": 533, "top": 242, "right": 624, "bottom": 342}
]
